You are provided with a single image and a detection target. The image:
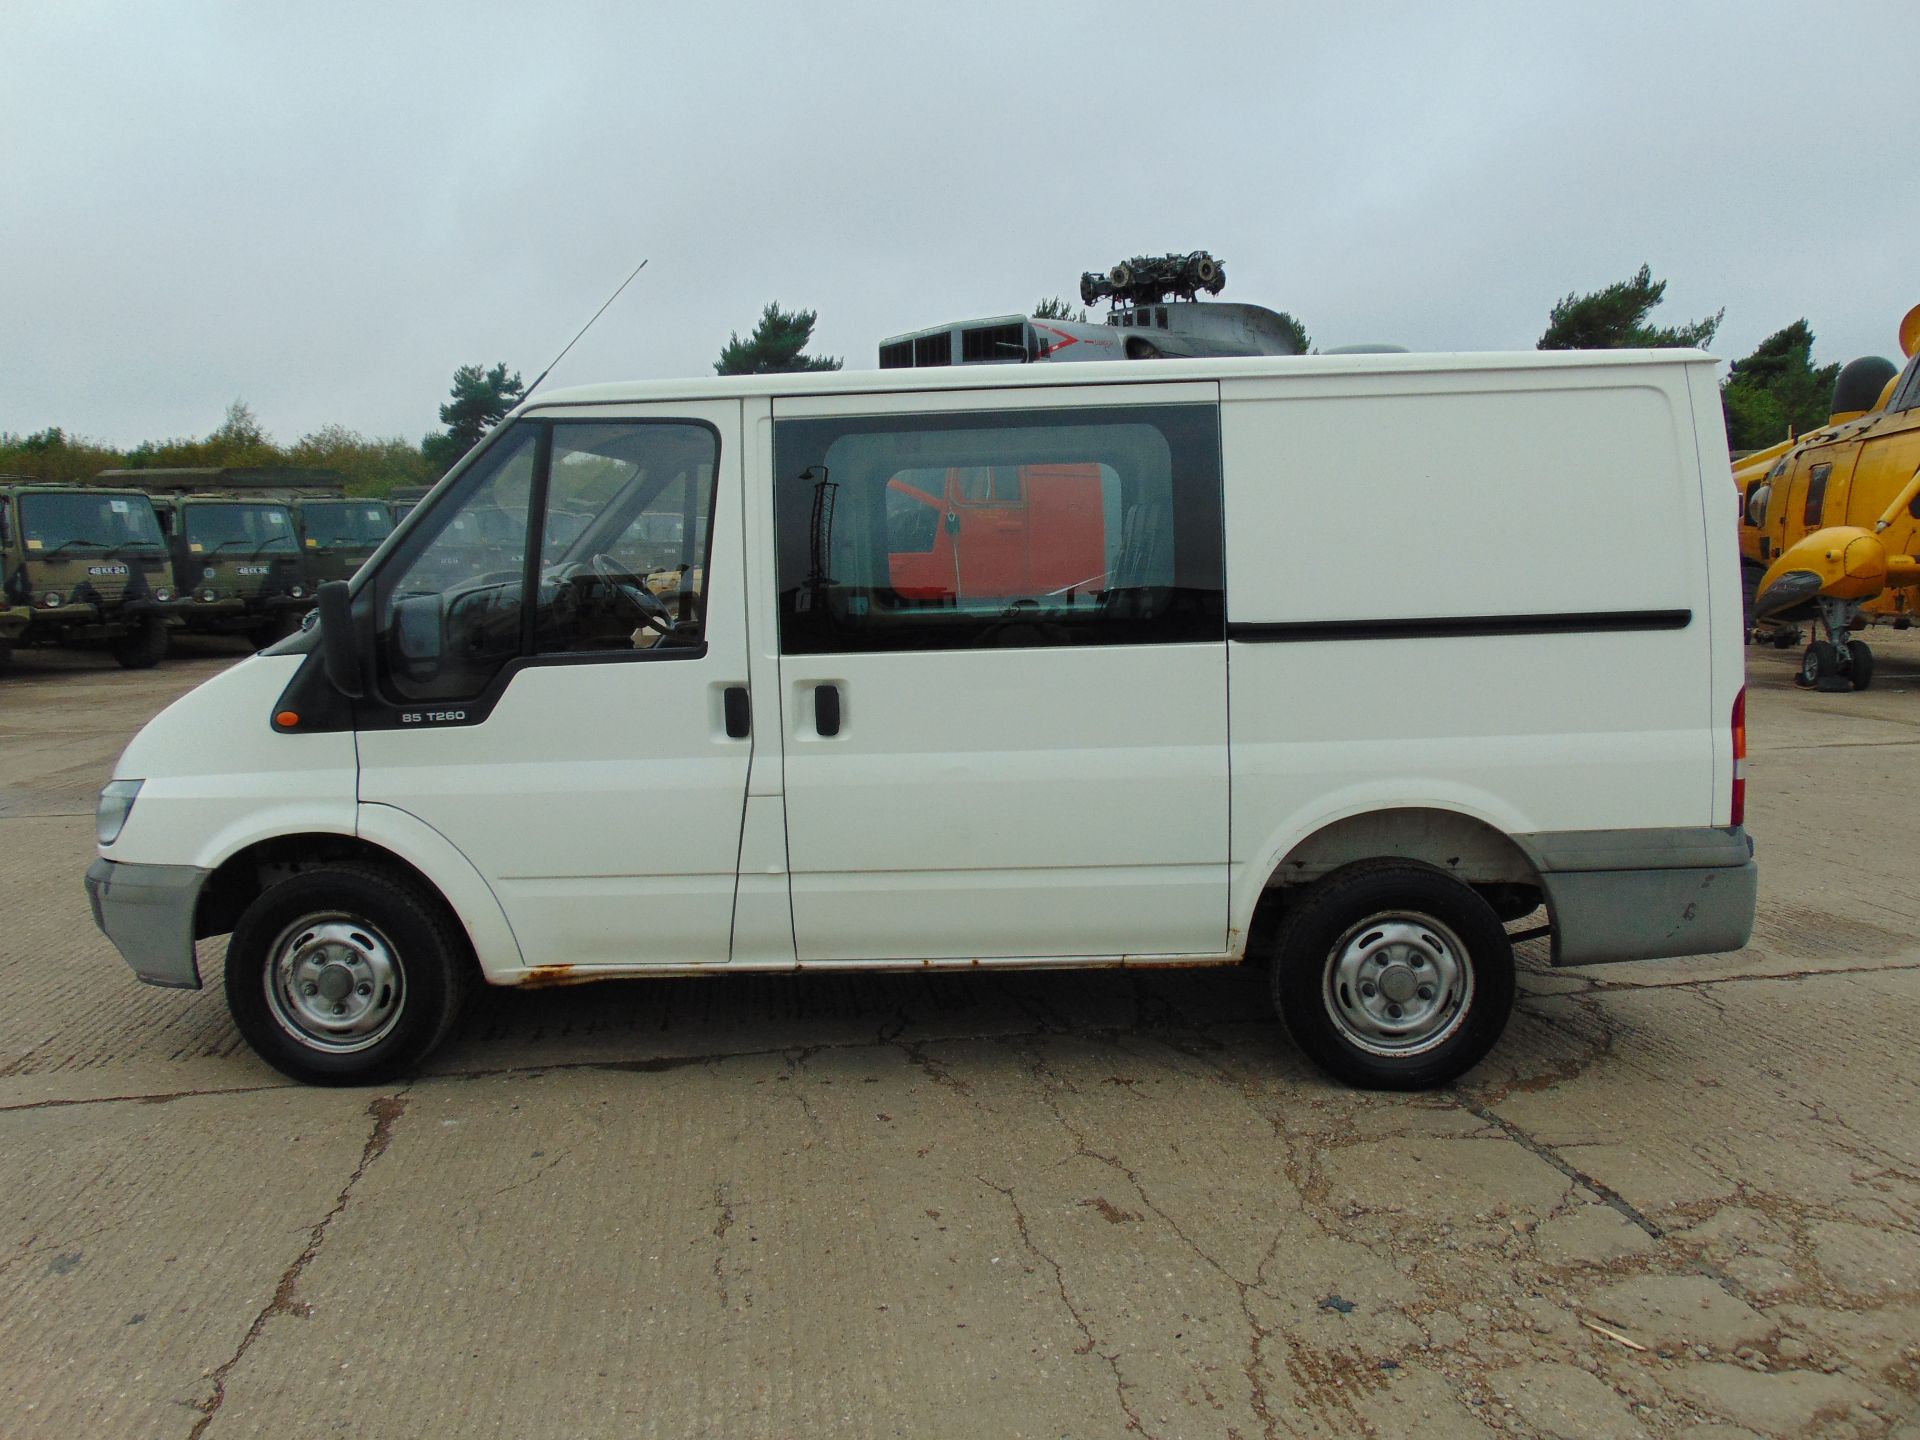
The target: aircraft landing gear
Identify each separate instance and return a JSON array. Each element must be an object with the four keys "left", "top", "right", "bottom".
[{"left": 1796, "top": 598, "right": 1871, "bottom": 692}]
